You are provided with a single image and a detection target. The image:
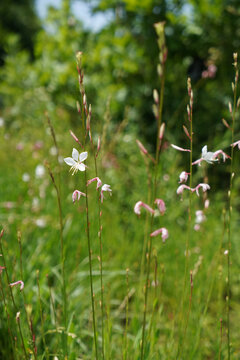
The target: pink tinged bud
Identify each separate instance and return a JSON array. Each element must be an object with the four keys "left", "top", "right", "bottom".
[
  {"left": 70, "top": 130, "right": 82, "bottom": 148},
  {"left": 136, "top": 139, "right": 148, "bottom": 155},
  {"left": 228, "top": 102, "right": 232, "bottom": 114},
  {"left": 76, "top": 101, "right": 81, "bottom": 113},
  {"left": 16, "top": 312, "right": 21, "bottom": 322},
  {"left": 231, "top": 140, "right": 240, "bottom": 150},
  {"left": 222, "top": 118, "right": 230, "bottom": 129},
  {"left": 134, "top": 201, "right": 155, "bottom": 216},
  {"left": 10, "top": 280, "right": 24, "bottom": 291},
  {"left": 179, "top": 171, "right": 189, "bottom": 183},
  {"left": 159, "top": 123, "right": 165, "bottom": 140},
  {"left": 72, "top": 190, "right": 86, "bottom": 203},
  {"left": 183, "top": 125, "right": 191, "bottom": 139},
  {"left": 171, "top": 144, "right": 191, "bottom": 152},
  {"left": 87, "top": 177, "right": 103, "bottom": 190},
  {"left": 83, "top": 94, "right": 87, "bottom": 106},
  {"left": 195, "top": 183, "right": 210, "bottom": 197},
  {"left": 153, "top": 89, "right": 159, "bottom": 104},
  {"left": 194, "top": 224, "right": 200, "bottom": 231},
  {"left": 204, "top": 199, "right": 210, "bottom": 209},
  {"left": 154, "top": 199, "right": 166, "bottom": 215},
  {"left": 150, "top": 227, "right": 169, "bottom": 242},
  {"left": 195, "top": 210, "right": 205, "bottom": 224}
]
